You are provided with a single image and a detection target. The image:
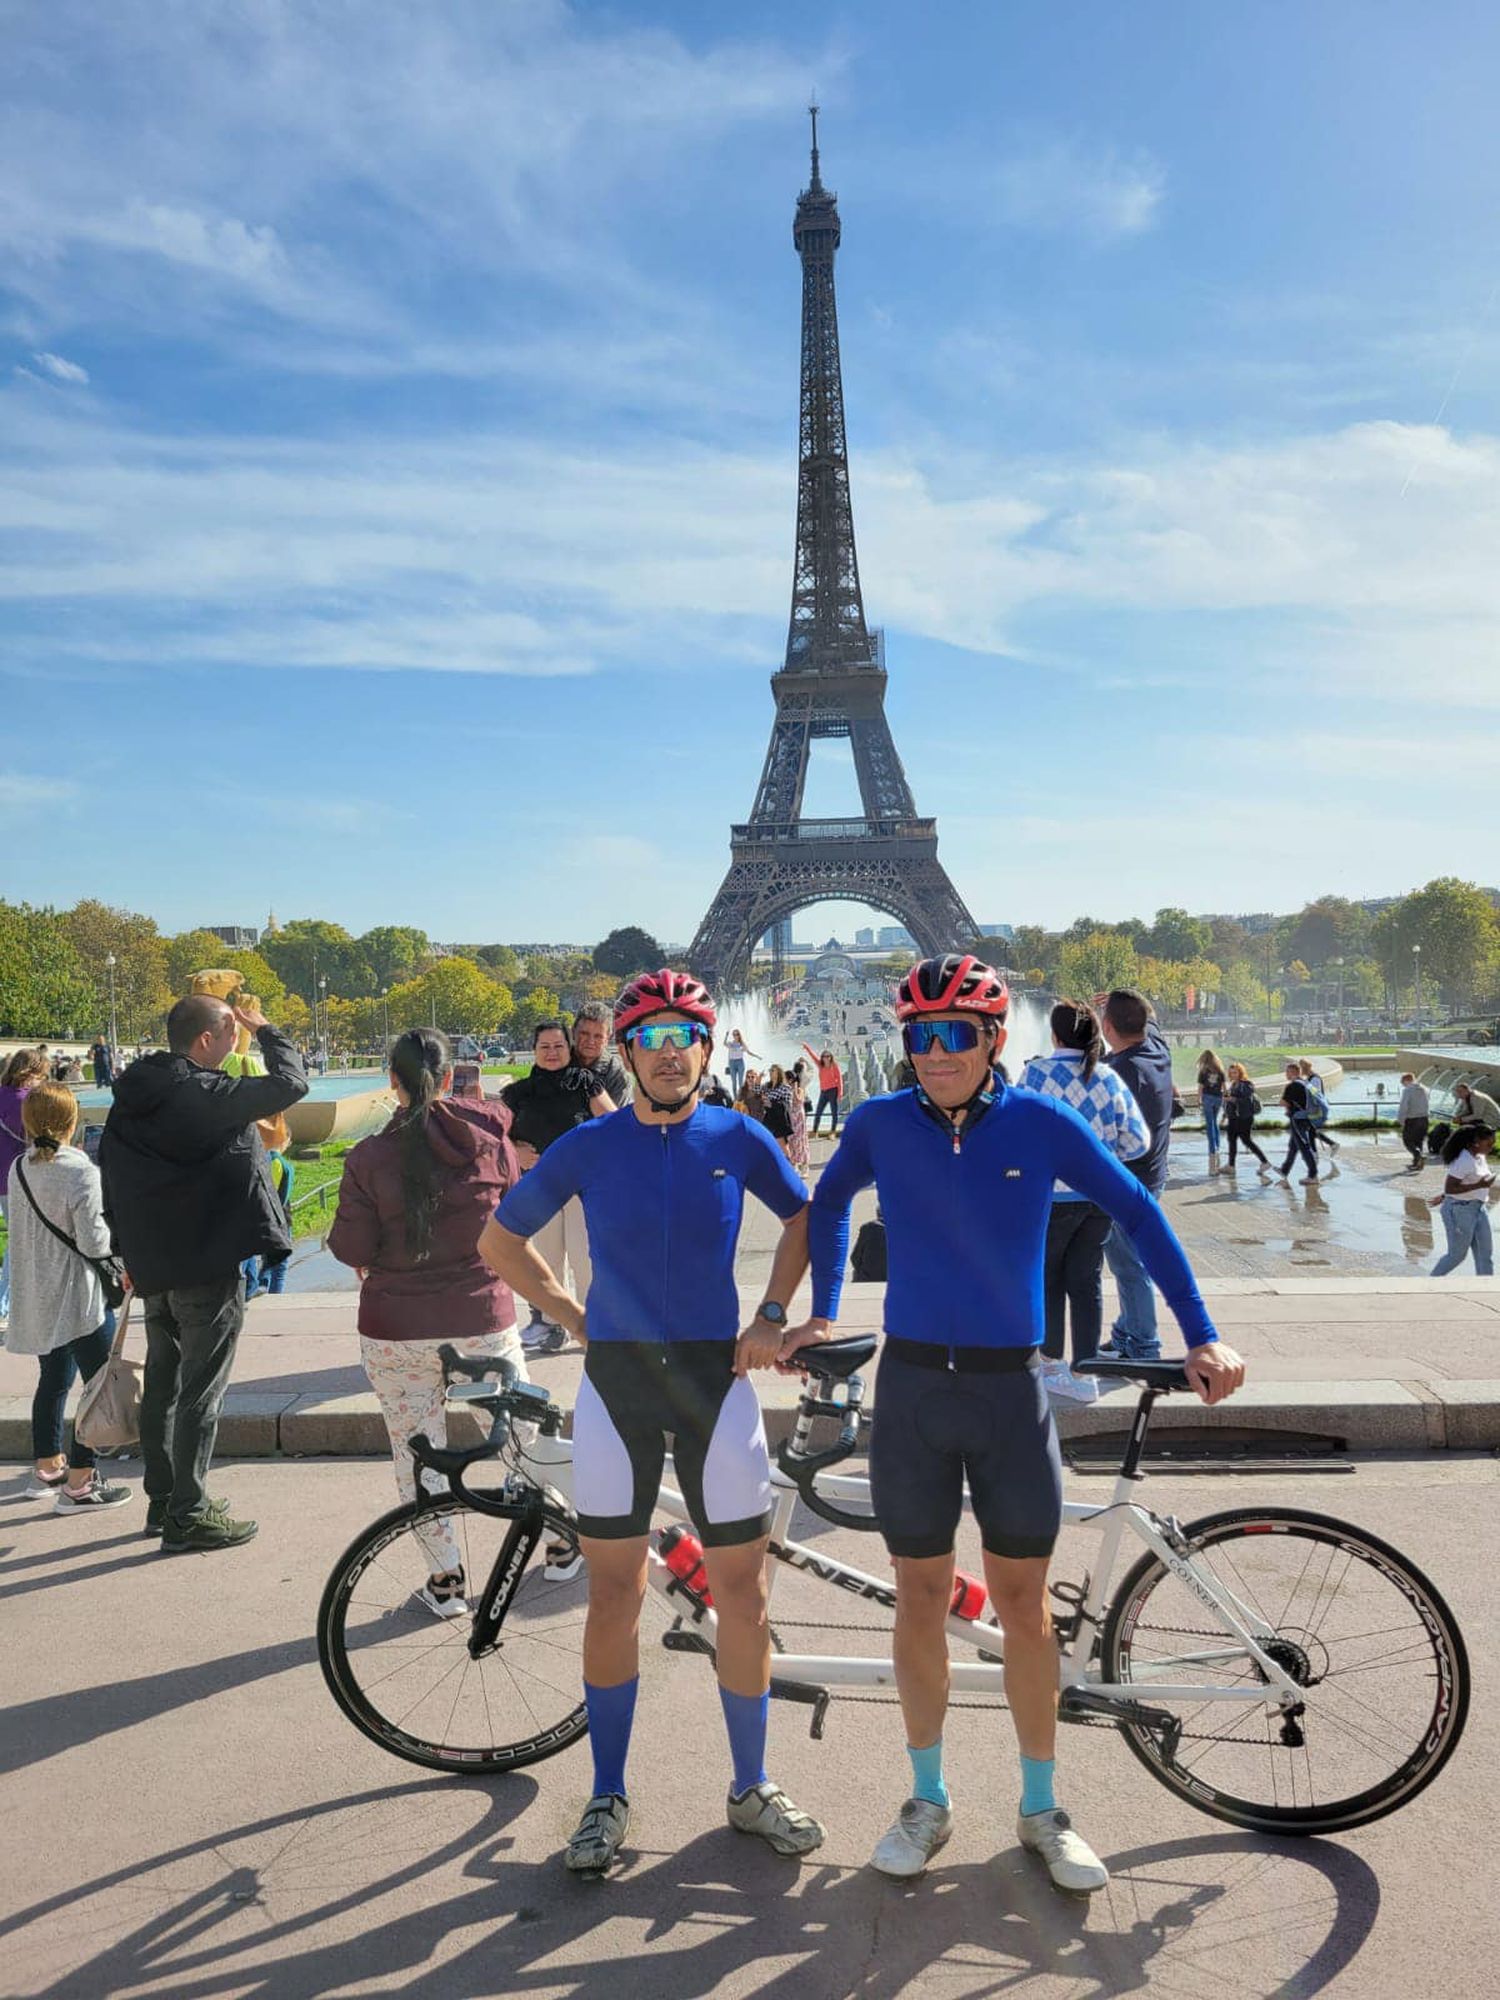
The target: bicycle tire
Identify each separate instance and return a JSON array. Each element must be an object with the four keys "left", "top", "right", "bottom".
[
  {"left": 1100, "top": 1505, "right": 1469, "bottom": 1835},
  {"left": 318, "top": 1492, "right": 590, "bottom": 1774}
]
